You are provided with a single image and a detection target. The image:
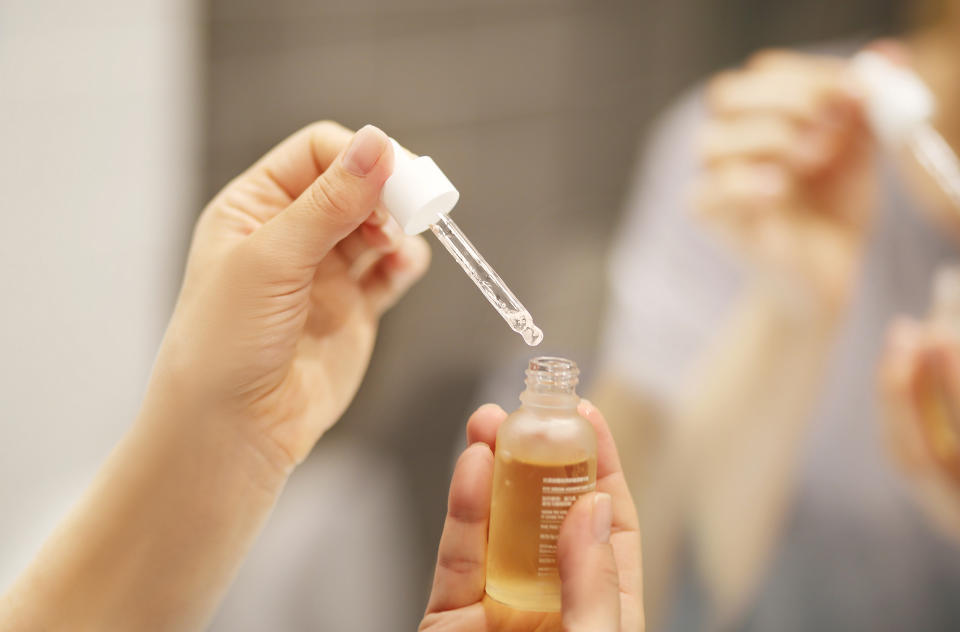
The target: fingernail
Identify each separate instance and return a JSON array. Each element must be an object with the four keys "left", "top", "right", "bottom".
[
  {"left": 368, "top": 204, "right": 390, "bottom": 226},
  {"left": 343, "top": 124, "right": 388, "bottom": 176},
  {"left": 578, "top": 398, "right": 595, "bottom": 417},
  {"left": 592, "top": 493, "right": 612, "bottom": 543}
]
